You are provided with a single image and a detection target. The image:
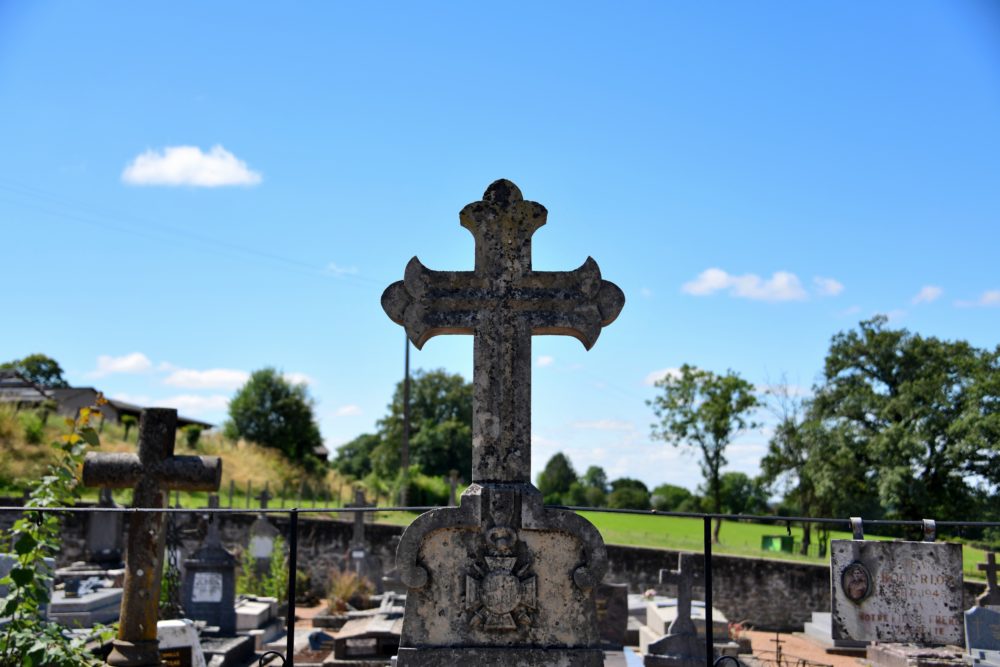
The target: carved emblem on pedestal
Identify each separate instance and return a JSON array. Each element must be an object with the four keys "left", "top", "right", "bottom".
[{"left": 466, "top": 548, "right": 536, "bottom": 630}]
